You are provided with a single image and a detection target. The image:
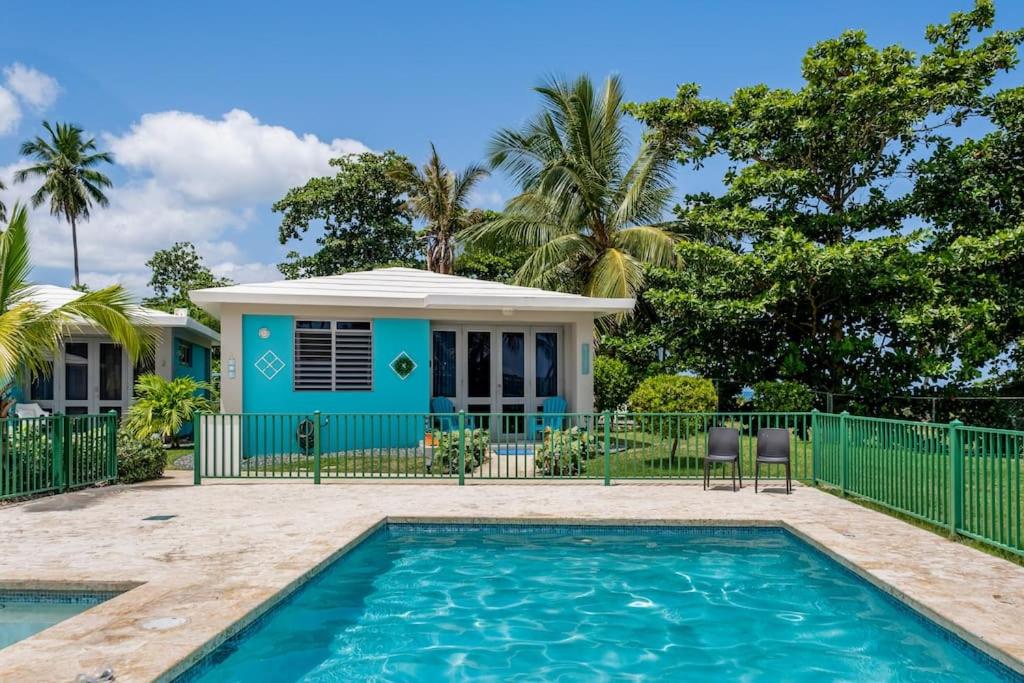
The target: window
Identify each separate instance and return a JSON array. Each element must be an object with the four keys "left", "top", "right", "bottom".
[
  {"left": 29, "top": 361, "right": 54, "bottom": 401},
  {"left": 535, "top": 332, "right": 558, "bottom": 397},
  {"left": 65, "top": 342, "right": 89, "bottom": 401},
  {"left": 432, "top": 330, "right": 456, "bottom": 398},
  {"left": 177, "top": 340, "right": 193, "bottom": 368},
  {"left": 294, "top": 320, "right": 372, "bottom": 391}
]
